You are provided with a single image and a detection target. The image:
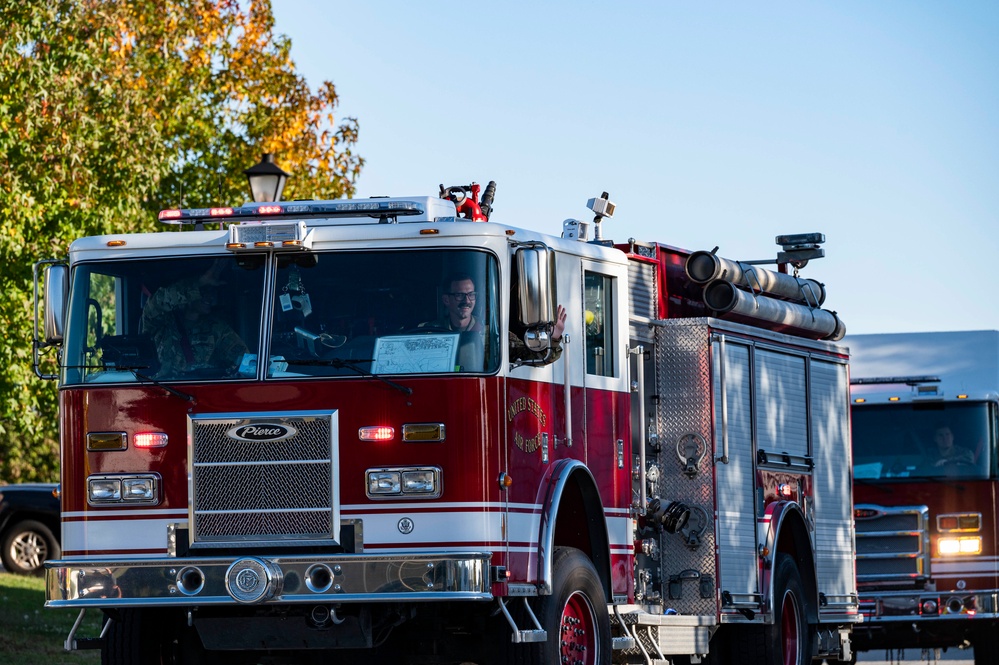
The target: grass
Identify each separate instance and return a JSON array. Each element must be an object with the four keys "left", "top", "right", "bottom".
[{"left": 0, "top": 572, "right": 102, "bottom": 665}]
